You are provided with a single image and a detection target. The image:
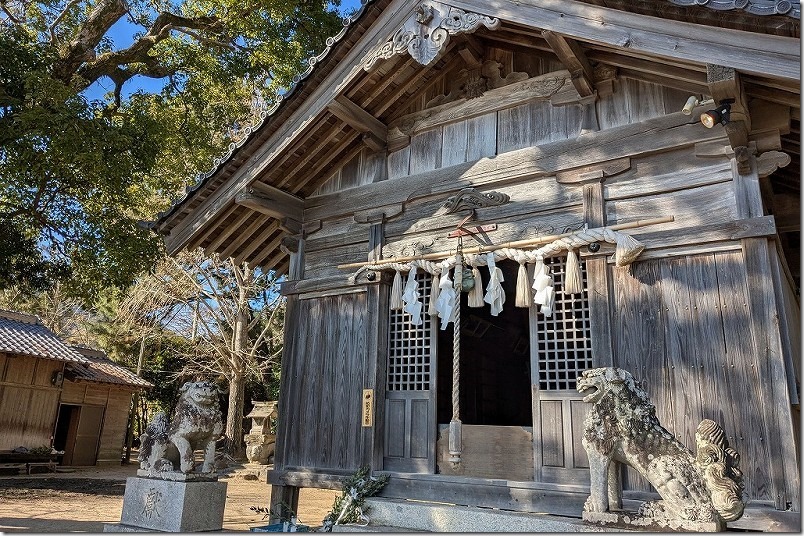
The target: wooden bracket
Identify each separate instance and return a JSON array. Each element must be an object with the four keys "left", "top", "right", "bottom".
[
  {"left": 706, "top": 65, "right": 751, "bottom": 153},
  {"left": 327, "top": 95, "right": 387, "bottom": 150},
  {"left": 353, "top": 204, "right": 405, "bottom": 224},
  {"left": 542, "top": 31, "right": 596, "bottom": 98},
  {"left": 235, "top": 183, "right": 304, "bottom": 222}
]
